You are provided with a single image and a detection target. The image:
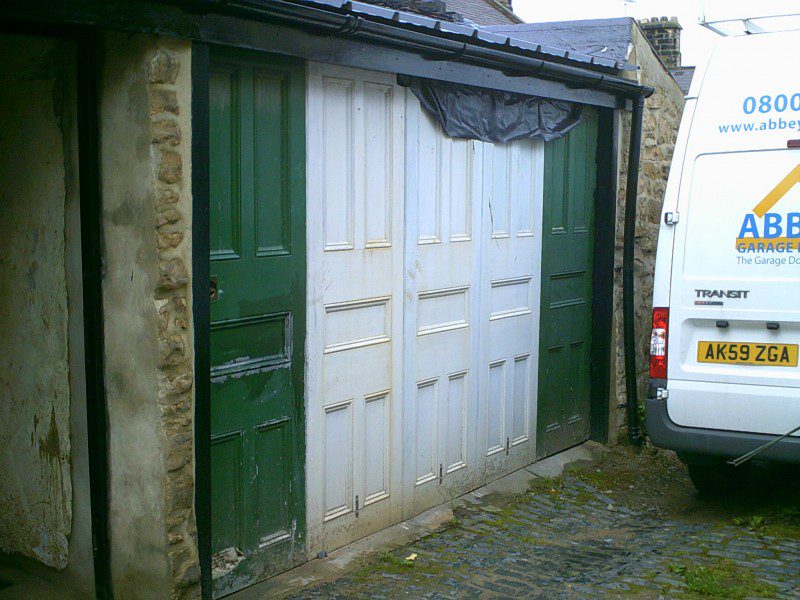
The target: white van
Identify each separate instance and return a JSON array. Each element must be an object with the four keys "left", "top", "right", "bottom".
[{"left": 647, "top": 26, "right": 800, "bottom": 492}]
